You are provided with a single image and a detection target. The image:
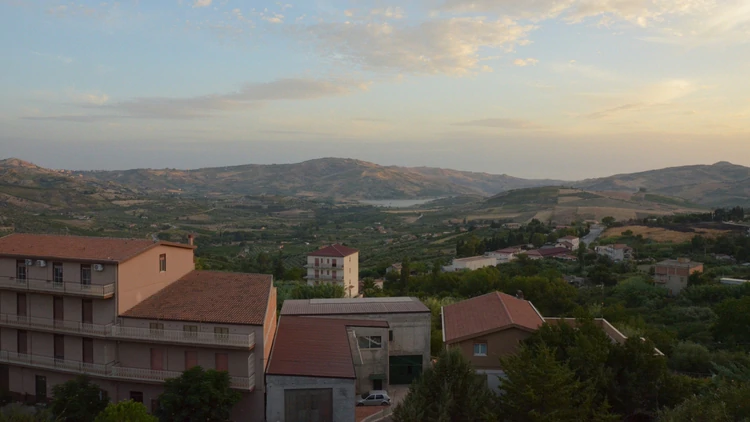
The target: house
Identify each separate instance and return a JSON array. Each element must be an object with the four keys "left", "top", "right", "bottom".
[
  {"left": 280, "top": 297, "right": 431, "bottom": 386},
  {"left": 304, "top": 244, "right": 360, "bottom": 298},
  {"left": 524, "top": 247, "right": 572, "bottom": 260},
  {"left": 595, "top": 244, "right": 634, "bottom": 262},
  {"left": 0, "top": 233, "right": 275, "bottom": 420},
  {"left": 441, "top": 292, "right": 544, "bottom": 392},
  {"left": 654, "top": 258, "right": 704, "bottom": 295},
  {"left": 720, "top": 278, "right": 749, "bottom": 286},
  {"left": 442, "top": 292, "right": 662, "bottom": 393},
  {"left": 503, "top": 223, "right": 522, "bottom": 229},
  {"left": 485, "top": 248, "right": 521, "bottom": 264},
  {"left": 442, "top": 255, "right": 498, "bottom": 272},
  {"left": 266, "top": 316, "right": 389, "bottom": 422},
  {"left": 557, "top": 236, "right": 580, "bottom": 251},
  {"left": 385, "top": 263, "right": 402, "bottom": 275}
]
